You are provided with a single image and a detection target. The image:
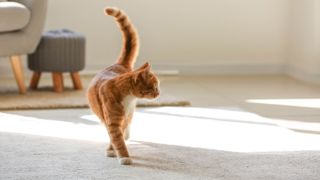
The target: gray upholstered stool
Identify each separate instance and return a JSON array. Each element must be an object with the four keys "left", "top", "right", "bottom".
[{"left": 28, "top": 29, "right": 85, "bottom": 92}]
